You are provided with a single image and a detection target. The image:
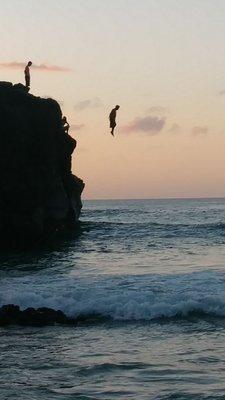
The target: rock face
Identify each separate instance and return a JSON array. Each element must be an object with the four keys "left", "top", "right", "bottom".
[{"left": 0, "top": 82, "right": 84, "bottom": 247}]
